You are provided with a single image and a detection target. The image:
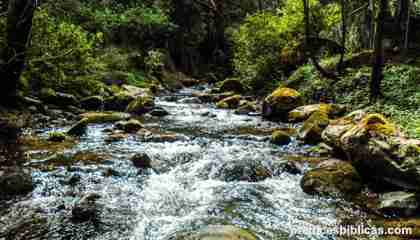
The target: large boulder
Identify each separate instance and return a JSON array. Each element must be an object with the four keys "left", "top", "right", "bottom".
[
  {"left": 301, "top": 159, "right": 363, "bottom": 197},
  {"left": 288, "top": 103, "right": 347, "bottom": 122},
  {"left": 297, "top": 111, "right": 330, "bottom": 144},
  {"left": 126, "top": 95, "right": 155, "bottom": 115},
  {"left": 322, "top": 111, "right": 420, "bottom": 190},
  {"left": 262, "top": 87, "right": 304, "bottom": 120},
  {"left": 219, "top": 78, "right": 245, "bottom": 93}
]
